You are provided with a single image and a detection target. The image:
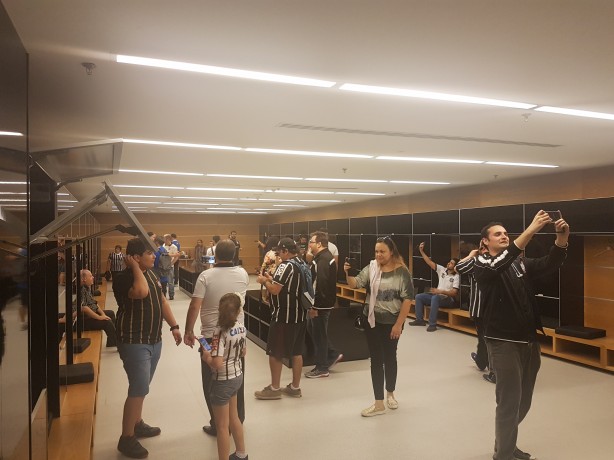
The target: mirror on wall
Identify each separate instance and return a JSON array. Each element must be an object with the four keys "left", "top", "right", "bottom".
[{"left": 0, "top": 2, "right": 30, "bottom": 457}]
